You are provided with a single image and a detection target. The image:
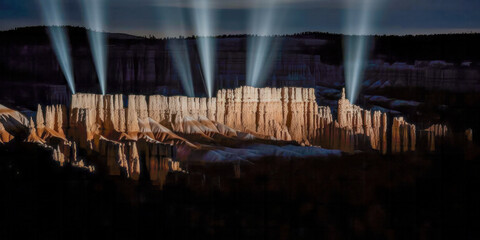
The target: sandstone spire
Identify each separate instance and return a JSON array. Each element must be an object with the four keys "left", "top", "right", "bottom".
[
  {"left": 26, "top": 117, "right": 45, "bottom": 144},
  {"left": 126, "top": 95, "right": 140, "bottom": 139},
  {"left": 36, "top": 104, "right": 45, "bottom": 137},
  {"left": 128, "top": 142, "right": 140, "bottom": 180},
  {"left": 392, "top": 117, "right": 416, "bottom": 153}
]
